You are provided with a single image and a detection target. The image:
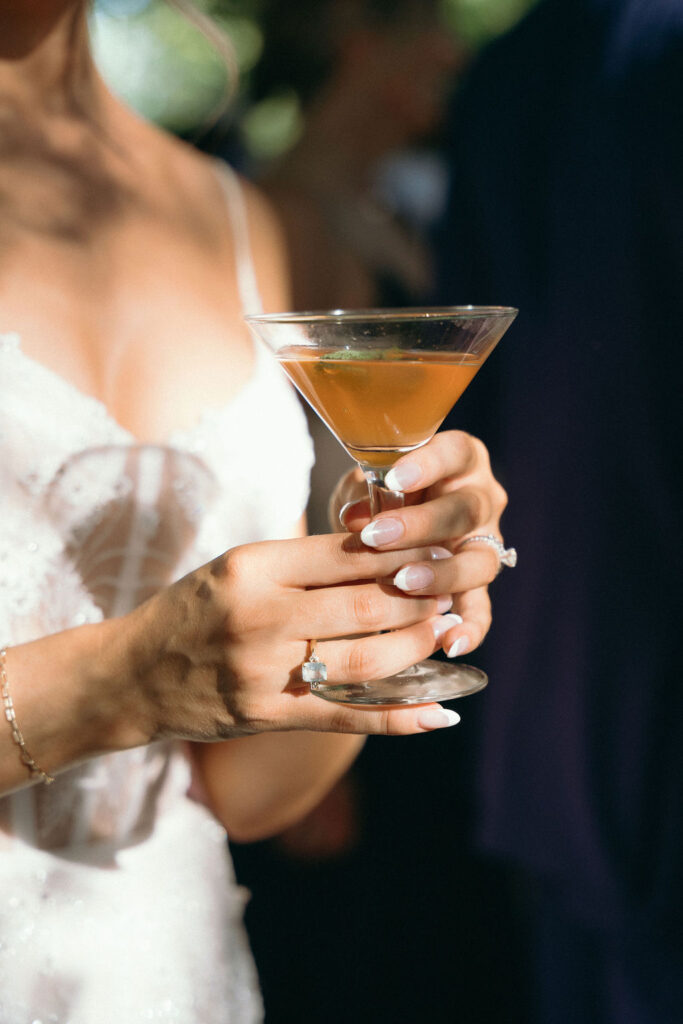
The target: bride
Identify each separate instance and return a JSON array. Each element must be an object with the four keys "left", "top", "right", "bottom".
[{"left": 0, "top": 2, "right": 509, "bottom": 1020}]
